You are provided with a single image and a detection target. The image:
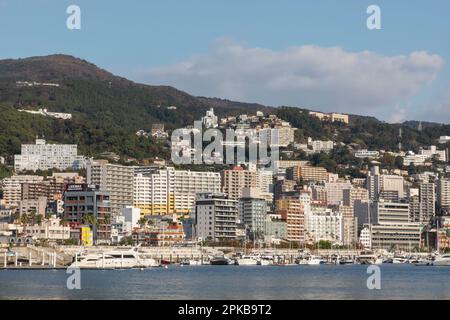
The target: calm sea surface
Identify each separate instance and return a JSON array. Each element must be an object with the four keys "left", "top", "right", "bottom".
[{"left": 1, "top": 264, "right": 450, "bottom": 300}]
